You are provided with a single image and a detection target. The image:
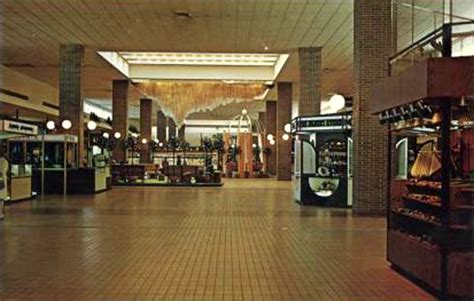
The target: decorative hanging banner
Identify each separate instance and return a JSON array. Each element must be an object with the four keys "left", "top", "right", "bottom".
[{"left": 136, "top": 81, "right": 265, "bottom": 126}]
